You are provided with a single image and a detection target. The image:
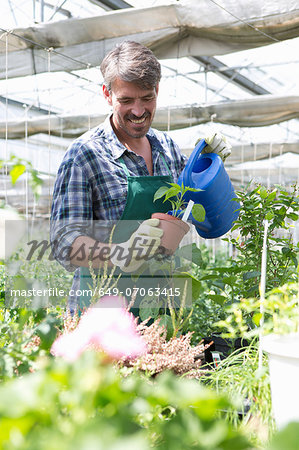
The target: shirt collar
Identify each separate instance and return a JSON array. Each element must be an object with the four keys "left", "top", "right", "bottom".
[{"left": 102, "top": 115, "right": 127, "bottom": 160}]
